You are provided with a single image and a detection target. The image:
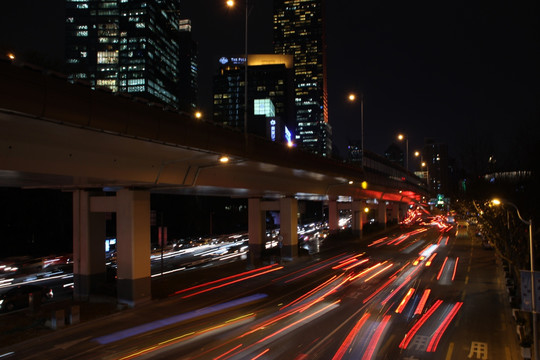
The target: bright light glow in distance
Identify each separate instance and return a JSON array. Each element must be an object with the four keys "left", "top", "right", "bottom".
[
  {"left": 348, "top": 93, "right": 356, "bottom": 101},
  {"left": 492, "top": 198, "right": 501, "bottom": 205},
  {"left": 361, "top": 181, "right": 368, "bottom": 189},
  {"left": 226, "top": 0, "right": 234, "bottom": 7},
  {"left": 219, "top": 155, "right": 229, "bottom": 163},
  {"left": 195, "top": 111, "right": 202, "bottom": 119}
]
